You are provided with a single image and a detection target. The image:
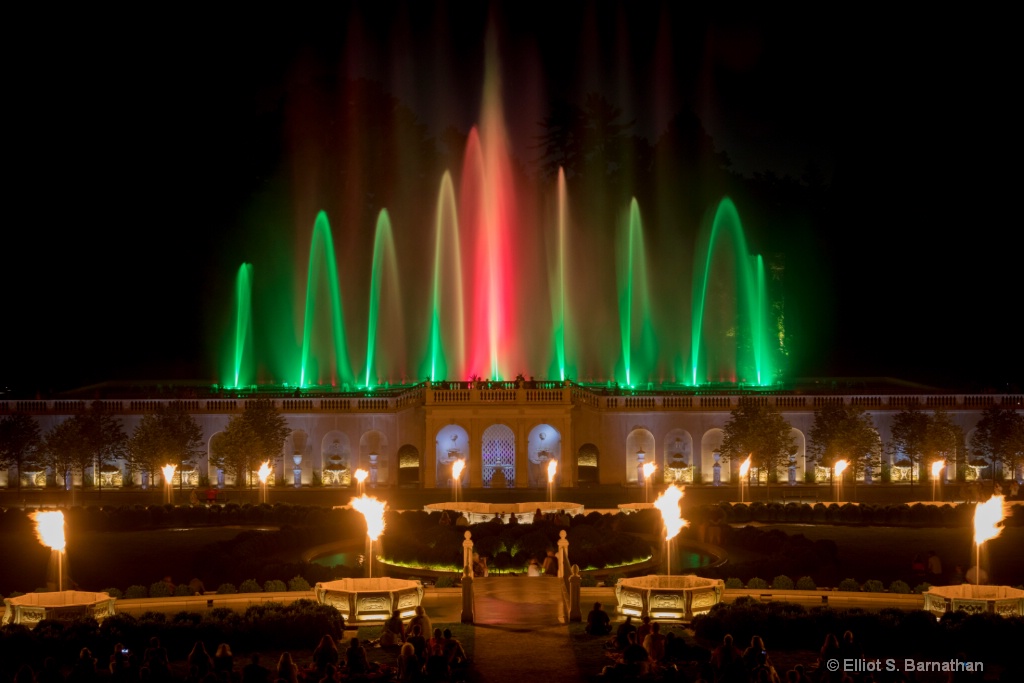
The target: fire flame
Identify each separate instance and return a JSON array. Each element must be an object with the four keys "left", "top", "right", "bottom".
[
  {"left": 32, "top": 511, "right": 66, "bottom": 551},
  {"left": 739, "top": 456, "right": 751, "bottom": 478},
  {"left": 642, "top": 462, "right": 656, "bottom": 480},
  {"left": 834, "top": 459, "right": 849, "bottom": 477},
  {"left": 161, "top": 464, "right": 177, "bottom": 484},
  {"left": 452, "top": 459, "right": 465, "bottom": 481},
  {"left": 352, "top": 495, "right": 387, "bottom": 541},
  {"left": 548, "top": 458, "right": 558, "bottom": 483},
  {"left": 653, "top": 485, "right": 688, "bottom": 542},
  {"left": 931, "top": 460, "right": 945, "bottom": 479},
  {"left": 974, "top": 495, "right": 1006, "bottom": 547},
  {"left": 257, "top": 461, "right": 271, "bottom": 484},
  {"left": 354, "top": 468, "right": 369, "bottom": 484}
]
